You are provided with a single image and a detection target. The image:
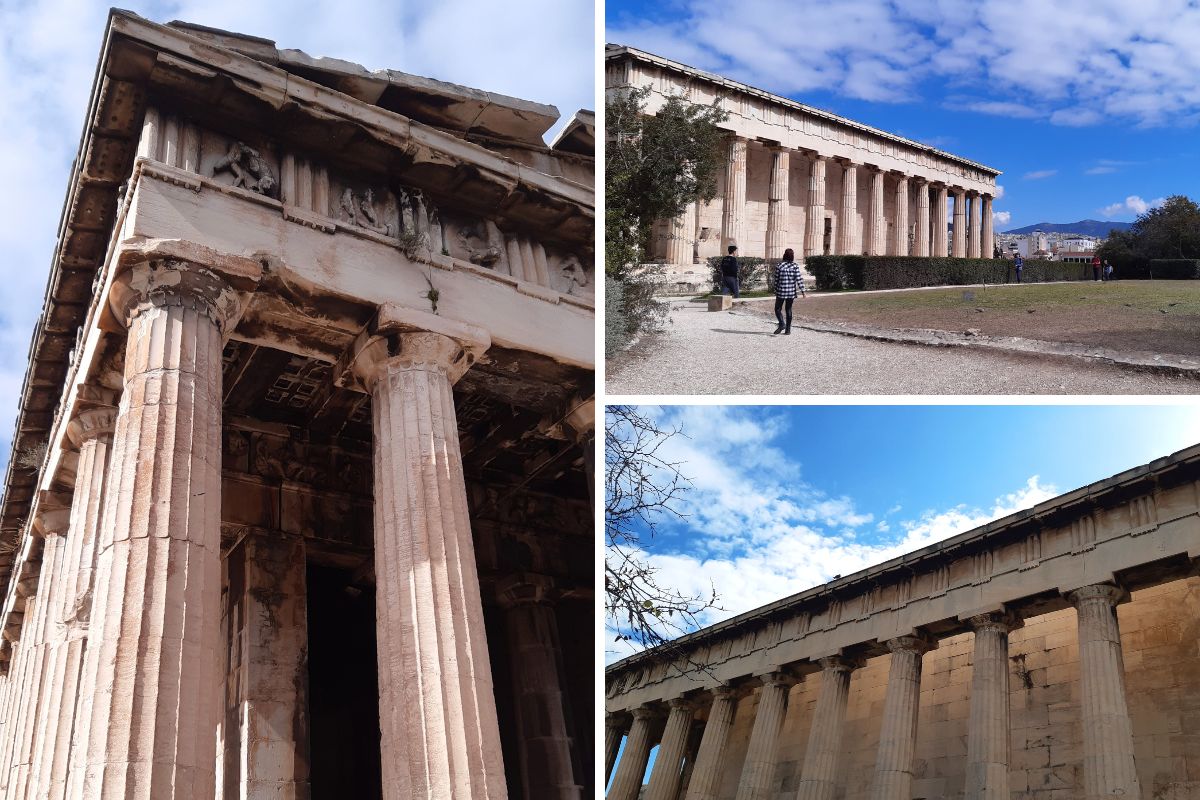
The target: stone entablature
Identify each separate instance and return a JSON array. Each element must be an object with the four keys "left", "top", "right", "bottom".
[{"left": 606, "top": 444, "right": 1200, "bottom": 710}]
